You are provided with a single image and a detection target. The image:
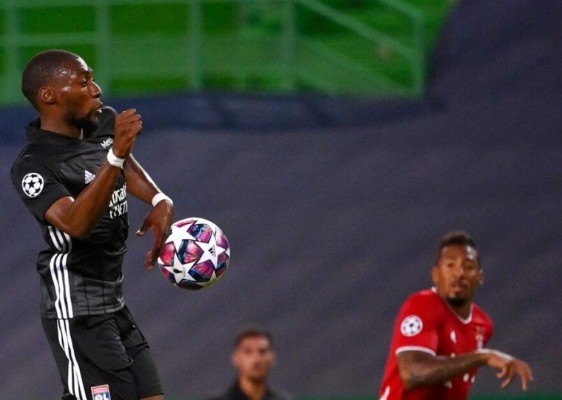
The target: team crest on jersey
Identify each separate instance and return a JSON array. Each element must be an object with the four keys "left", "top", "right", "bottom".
[
  {"left": 21, "top": 172, "right": 44, "bottom": 198},
  {"left": 475, "top": 328, "right": 484, "bottom": 349},
  {"left": 450, "top": 330, "right": 457, "bottom": 343},
  {"left": 400, "top": 315, "right": 423, "bottom": 336},
  {"left": 91, "top": 384, "right": 111, "bottom": 399}
]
